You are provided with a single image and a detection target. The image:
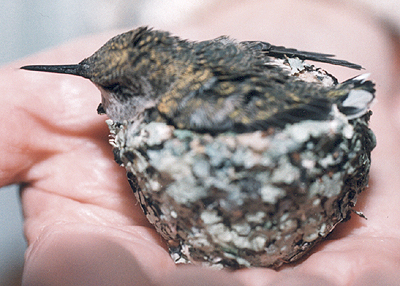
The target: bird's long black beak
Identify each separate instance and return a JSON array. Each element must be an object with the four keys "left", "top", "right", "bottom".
[{"left": 20, "top": 64, "right": 90, "bottom": 78}]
